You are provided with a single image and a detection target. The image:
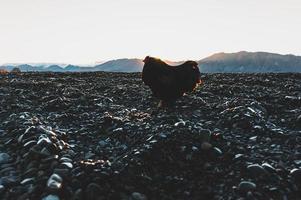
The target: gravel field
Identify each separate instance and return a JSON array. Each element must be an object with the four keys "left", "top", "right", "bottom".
[{"left": 0, "top": 72, "right": 301, "bottom": 200}]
